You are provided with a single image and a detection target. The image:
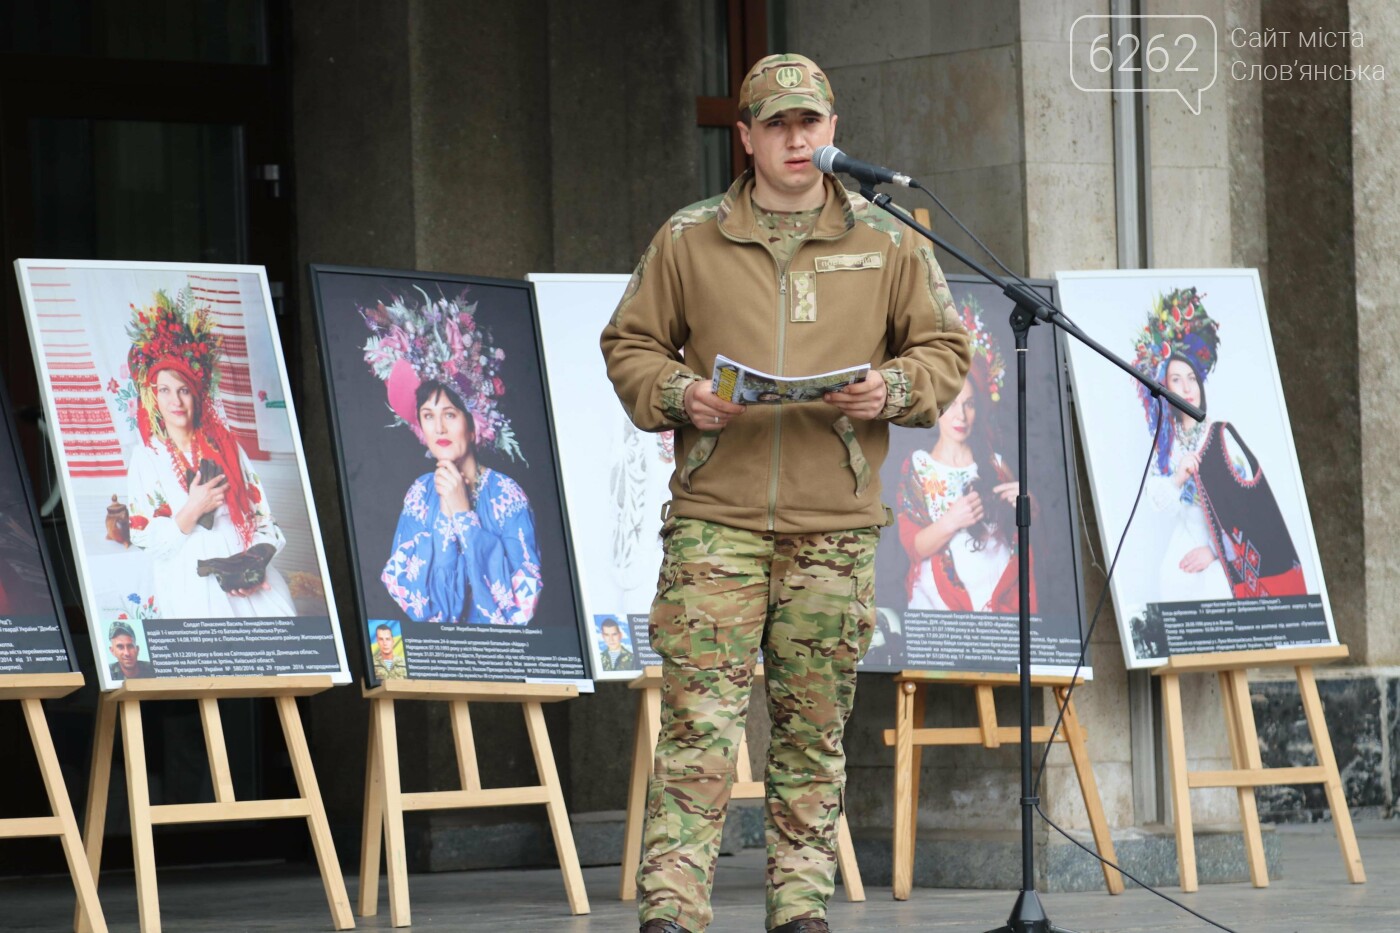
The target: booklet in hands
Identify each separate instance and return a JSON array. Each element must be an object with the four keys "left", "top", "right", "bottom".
[{"left": 711, "top": 354, "right": 869, "bottom": 405}]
